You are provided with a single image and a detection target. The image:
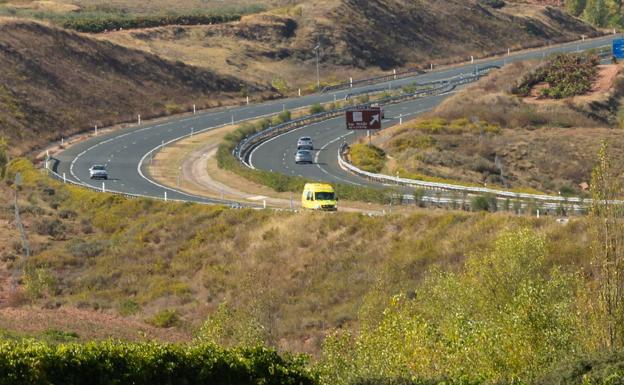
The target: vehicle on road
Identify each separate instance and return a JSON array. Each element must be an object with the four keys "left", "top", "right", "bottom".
[
  {"left": 295, "top": 150, "right": 313, "bottom": 164},
  {"left": 302, "top": 183, "right": 337, "bottom": 211},
  {"left": 89, "top": 164, "right": 108, "bottom": 180},
  {"left": 297, "top": 136, "right": 314, "bottom": 150}
]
